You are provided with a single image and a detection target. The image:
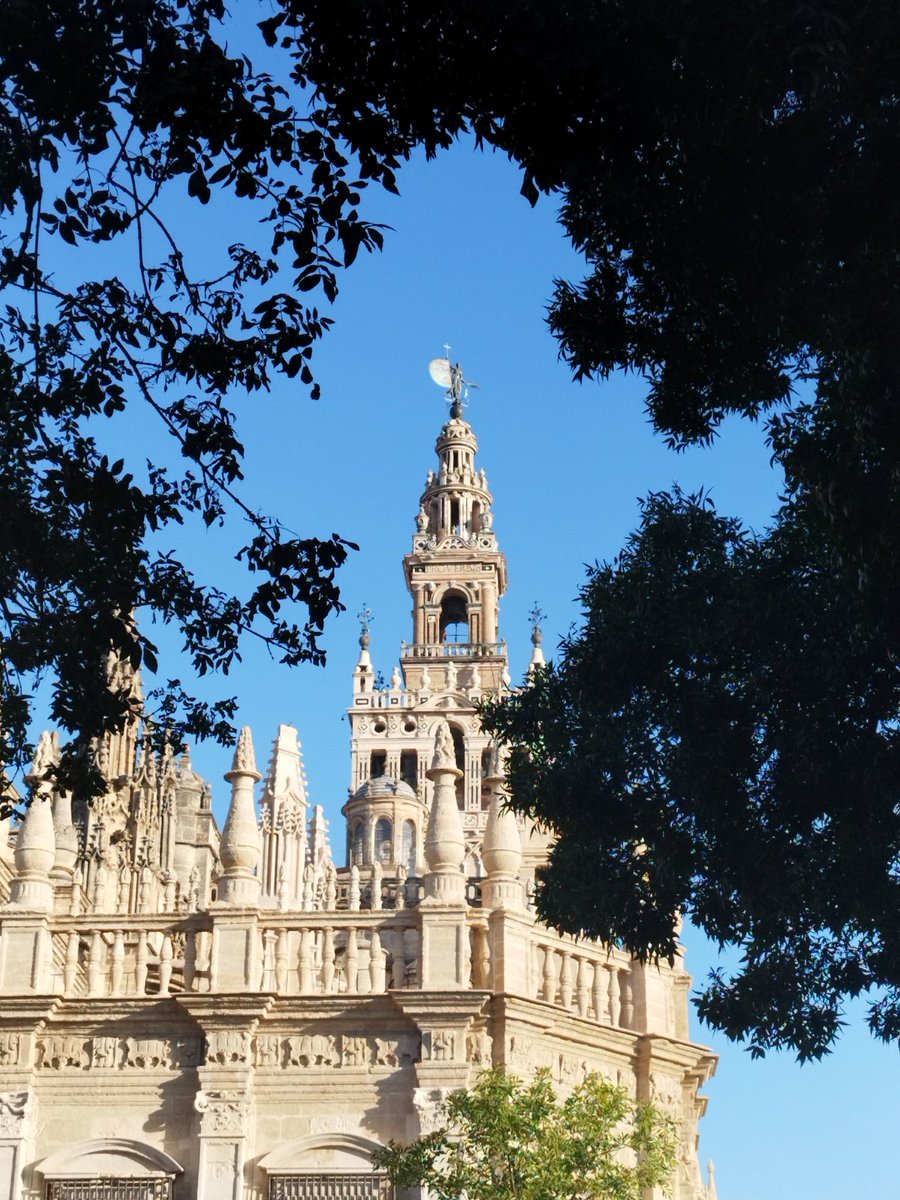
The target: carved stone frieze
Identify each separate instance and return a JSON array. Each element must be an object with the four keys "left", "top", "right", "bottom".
[
  {"left": 650, "top": 1071, "right": 684, "bottom": 1113},
  {"left": 466, "top": 1028, "right": 491, "bottom": 1066},
  {"left": 36, "top": 1036, "right": 87, "bottom": 1070},
  {"left": 251, "top": 1032, "right": 418, "bottom": 1070},
  {"left": 422, "top": 1030, "right": 457, "bottom": 1062},
  {"left": 36, "top": 1034, "right": 203, "bottom": 1071}
]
